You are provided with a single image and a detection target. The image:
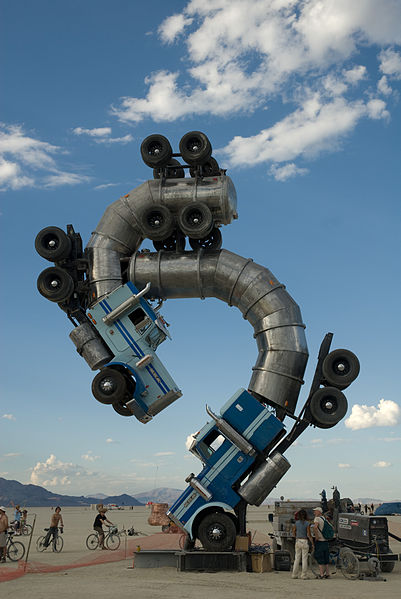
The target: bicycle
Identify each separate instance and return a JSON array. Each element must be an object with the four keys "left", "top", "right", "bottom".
[
  {"left": 36, "top": 527, "right": 64, "bottom": 553},
  {"left": 86, "top": 525, "right": 121, "bottom": 551},
  {"left": 5, "top": 530, "right": 25, "bottom": 561}
]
